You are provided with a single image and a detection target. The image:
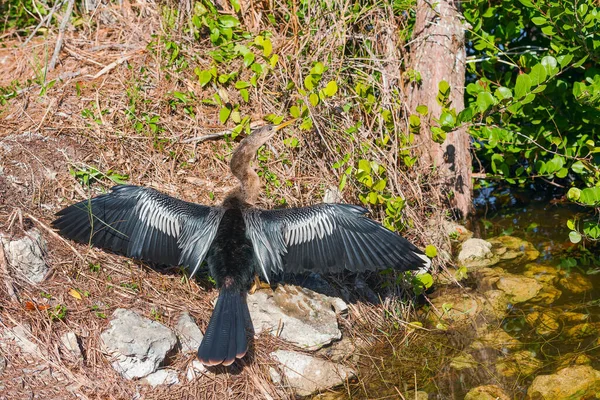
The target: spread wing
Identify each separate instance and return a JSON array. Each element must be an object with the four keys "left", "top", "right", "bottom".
[
  {"left": 52, "top": 185, "right": 224, "bottom": 276},
  {"left": 244, "top": 203, "right": 430, "bottom": 283}
]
